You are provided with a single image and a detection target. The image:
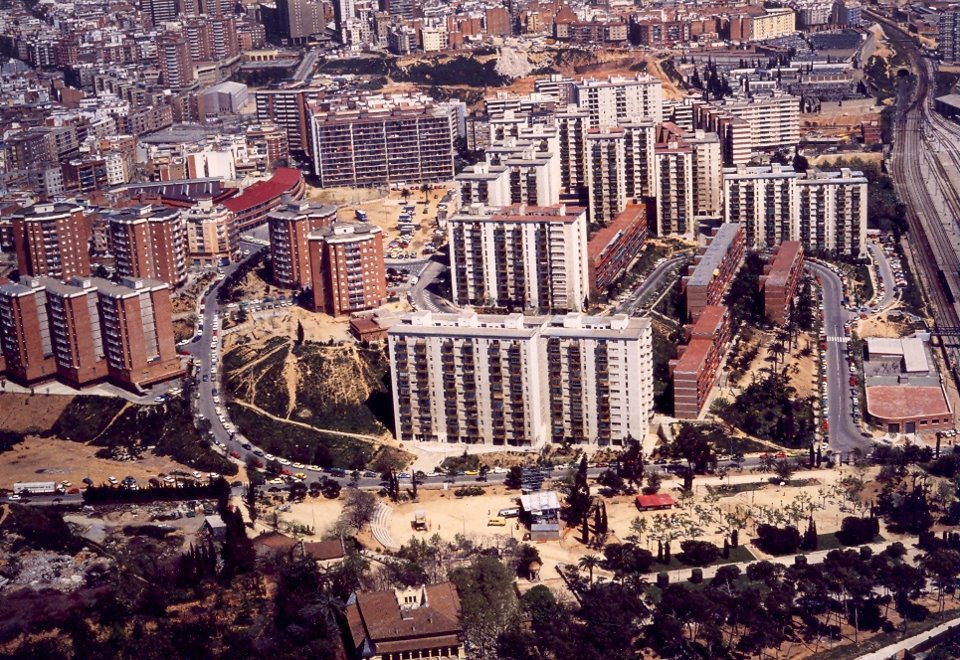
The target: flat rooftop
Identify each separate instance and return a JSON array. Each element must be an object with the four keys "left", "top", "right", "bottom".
[{"left": 687, "top": 223, "right": 741, "bottom": 287}]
